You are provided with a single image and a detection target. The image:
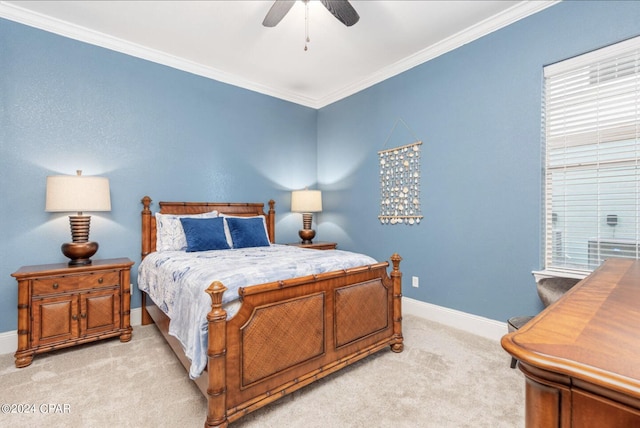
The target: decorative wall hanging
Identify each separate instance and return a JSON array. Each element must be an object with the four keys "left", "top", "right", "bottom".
[{"left": 378, "top": 140, "right": 423, "bottom": 225}]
